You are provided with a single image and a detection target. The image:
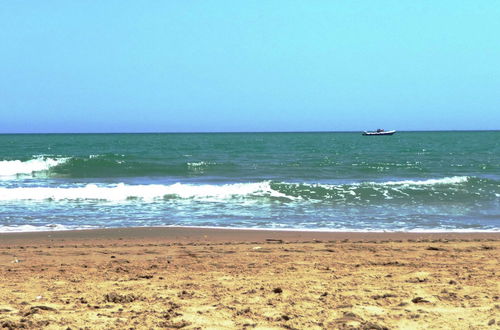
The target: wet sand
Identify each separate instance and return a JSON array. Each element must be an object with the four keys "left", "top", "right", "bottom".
[{"left": 0, "top": 227, "right": 499, "bottom": 329}]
